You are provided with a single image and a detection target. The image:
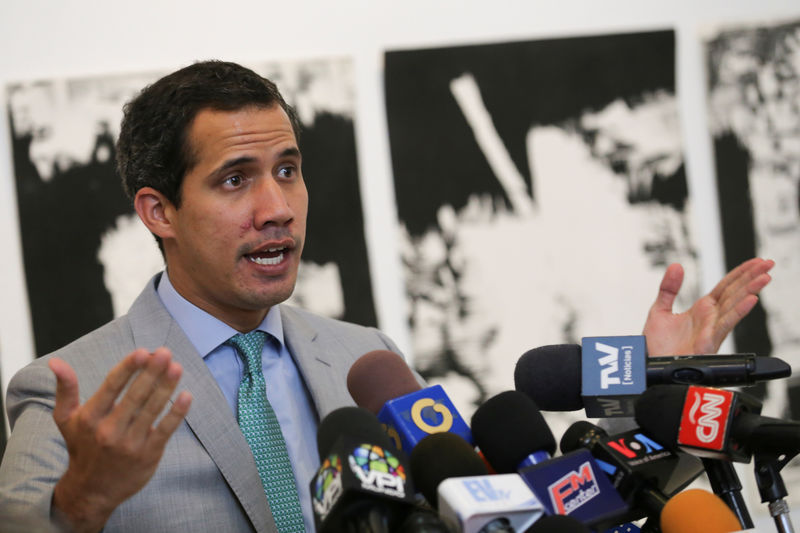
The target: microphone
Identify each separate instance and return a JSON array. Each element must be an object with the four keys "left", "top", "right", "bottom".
[
  {"left": 410, "top": 432, "right": 488, "bottom": 508},
  {"left": 633, "top": 384, "right": 800, "bottom": 529},
  {"left": 634, "top": 384, "right": 800, "bottom": 461},
  {"left": 410, "top": 432, "right": 544, "bottom": 533},
  {"left": 660, "top": 489, "right": 742, "bottom": 533},
  {"left": 515, "top": 340, "right": 790, "bottom": 417},
  {"left": 471, "top": 391, "right": 629, "bottom": 528},
  {"left": 526, "top": 514, "right": 592, "bottom": 532},
  {"left": 559, "top": 421, "right": 702, "bottom": 522},
  {"left": 347, "top": 350, "right": 472, "bottom": 453},
  {"left": 395, "top": 509, "right": 451, "bottom": 533},
  {"left": 309, "top": 406, "right": 416, "bottom": 532},
  {"left": 470, "top": 390, "right": 556, "bottom": 472}
]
